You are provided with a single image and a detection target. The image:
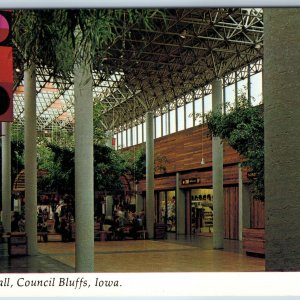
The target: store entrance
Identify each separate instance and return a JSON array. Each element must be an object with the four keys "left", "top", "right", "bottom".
[
  {"left": 191, "top": 188, "right": 213, "bottom": 234},
  {"left": 157, "top": 190, "right": 176, "bottom": 232}
]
